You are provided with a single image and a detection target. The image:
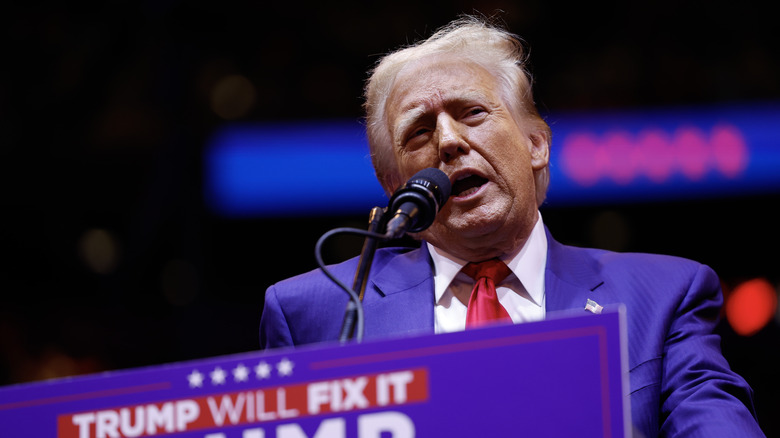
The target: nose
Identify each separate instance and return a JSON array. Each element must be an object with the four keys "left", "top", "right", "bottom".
[{"left": 436, "top": 115, "right": 470, "bottom": 163}]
